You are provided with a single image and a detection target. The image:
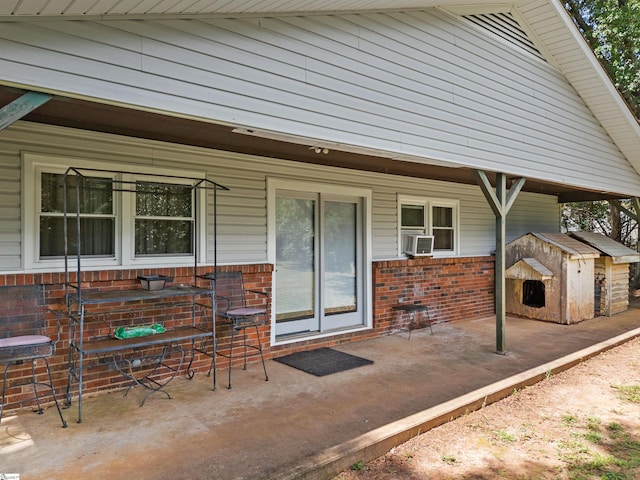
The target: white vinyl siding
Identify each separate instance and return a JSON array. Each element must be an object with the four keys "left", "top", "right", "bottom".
[
  {"left": 0, "top": 10, "right": 639, "bottom": 196},
  {"left": 0, "top": 122, "right": 560, "bottom": 271},
  {"left": 0, "top": 151, "right": 21, "bottom": 269},
  {"left": 205, "top": 173, "right": 268, "bottom": 265}
]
